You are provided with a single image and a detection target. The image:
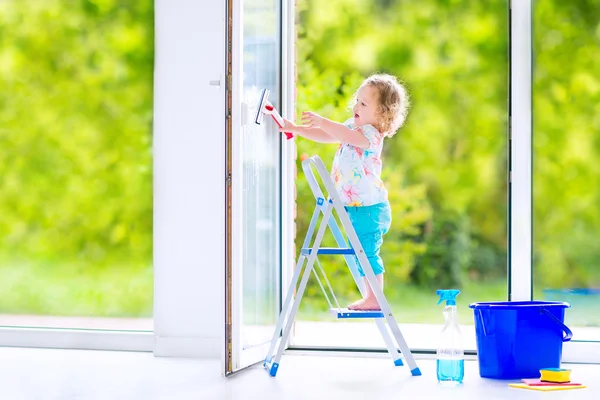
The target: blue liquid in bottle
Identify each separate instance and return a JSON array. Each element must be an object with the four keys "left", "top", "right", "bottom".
[
  {"left": 436, "top": 358, "right": 464, "bottom": 384},
  {"left": 436, "top": 290, "right": 464, "bottom": 385}
]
